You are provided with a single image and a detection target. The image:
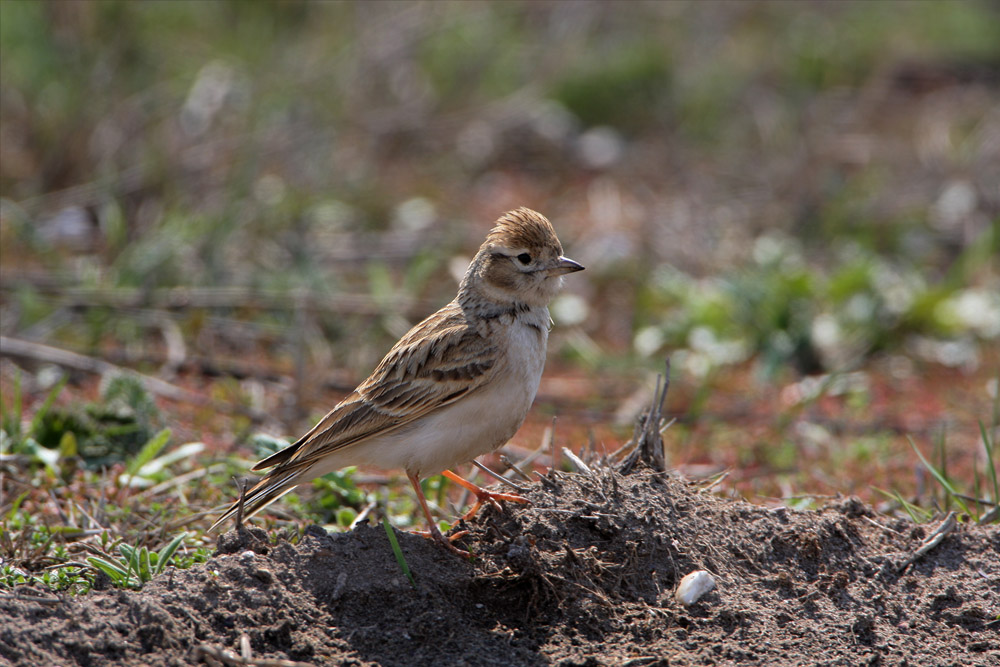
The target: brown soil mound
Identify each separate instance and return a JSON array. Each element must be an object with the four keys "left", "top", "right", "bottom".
[{"left": 2, "top": 467, "right": 998, "bottom": 666}]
